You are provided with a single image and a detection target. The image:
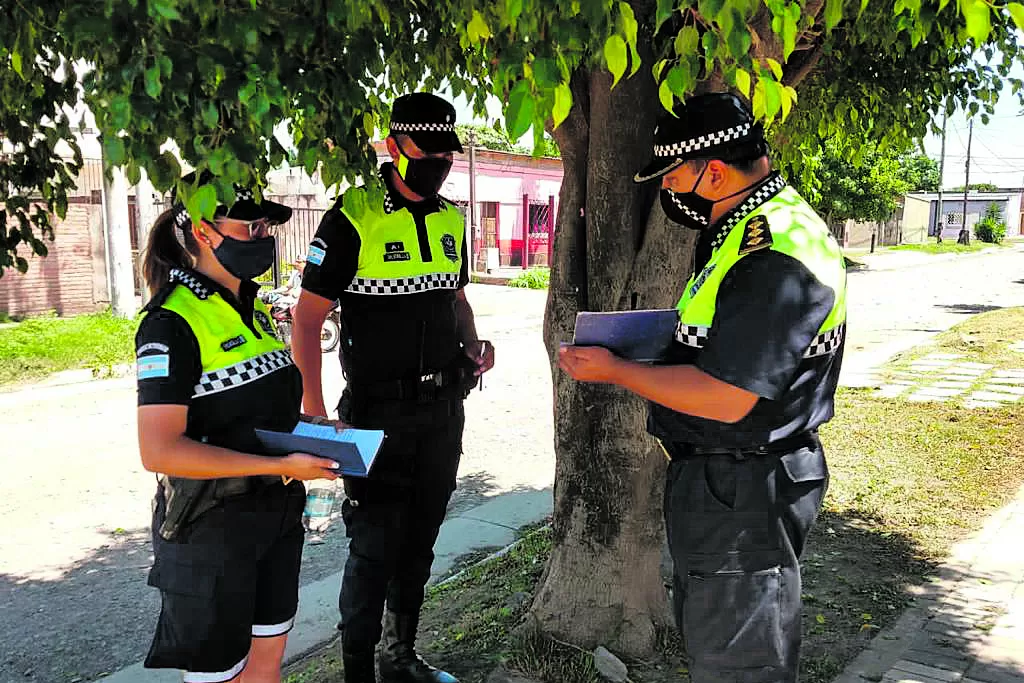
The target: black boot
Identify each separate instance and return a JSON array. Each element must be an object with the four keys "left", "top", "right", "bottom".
[
  {"left": 341, "top": 648, "right": 377, "bottom": 683},
  {"left": 378, "top": 611, "right": 458, "bottom": 683}
]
